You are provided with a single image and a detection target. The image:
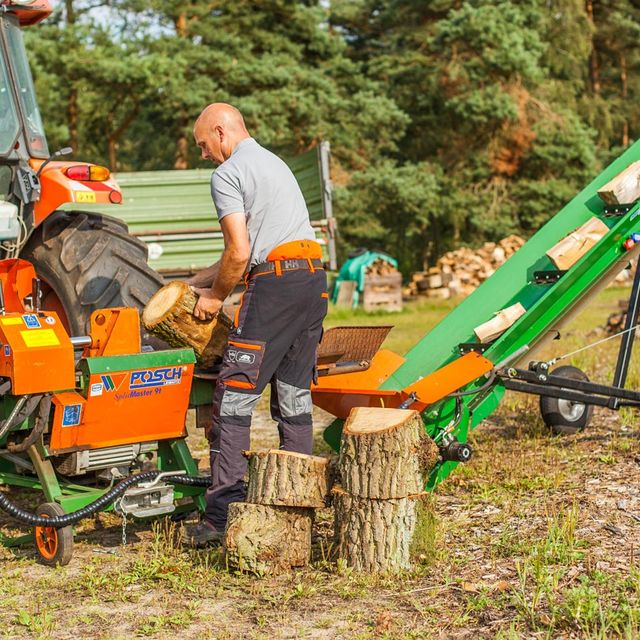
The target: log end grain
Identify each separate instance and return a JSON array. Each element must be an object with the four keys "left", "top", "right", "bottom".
[
  {"left": 142, "top": 280, "right": 189, "bottom": 328},
  {"left": 343, "top": 407, "right": 420, "bottom": 436}
]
